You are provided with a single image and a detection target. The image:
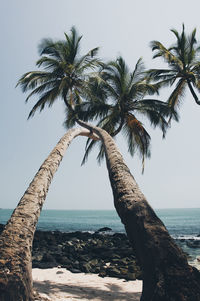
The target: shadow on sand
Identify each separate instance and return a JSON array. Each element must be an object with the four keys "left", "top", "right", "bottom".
[{"left": 34, "top": 280, "right": 142, "bottom": 300}]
